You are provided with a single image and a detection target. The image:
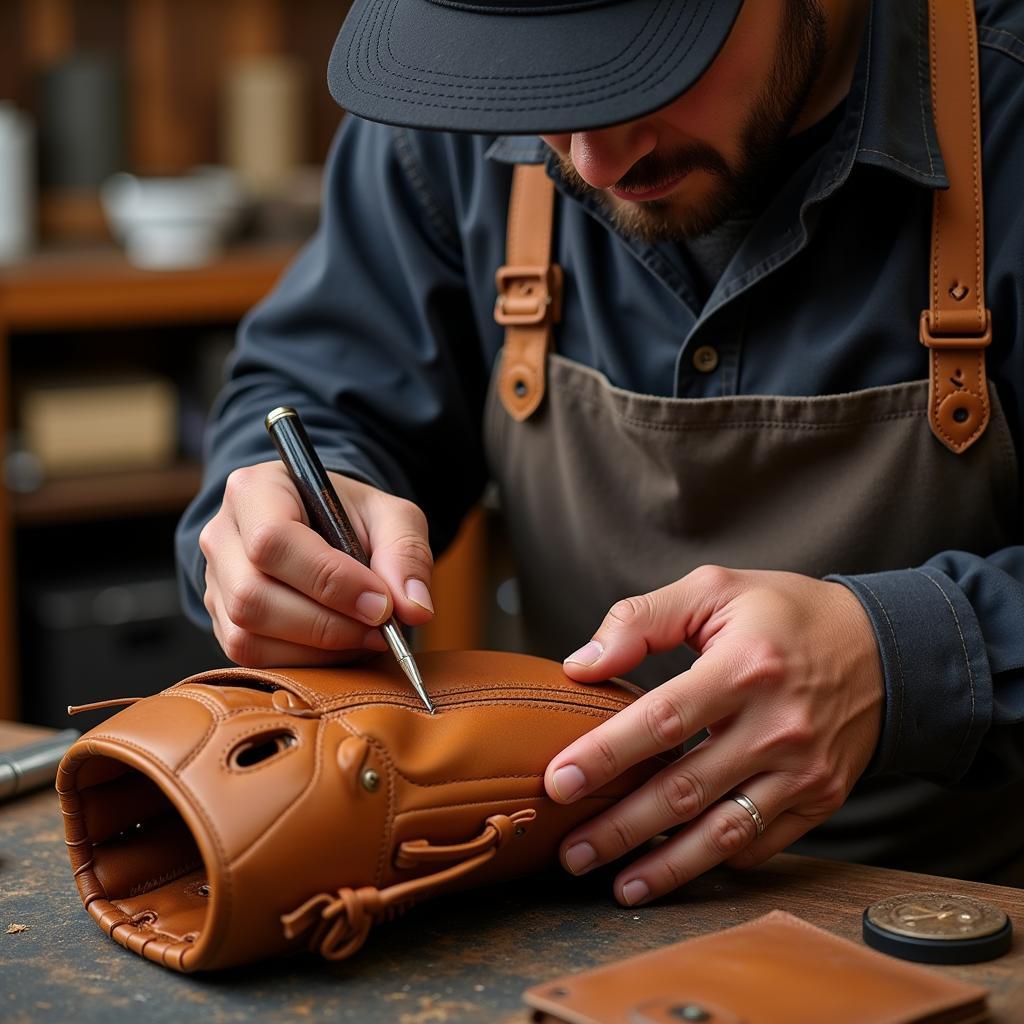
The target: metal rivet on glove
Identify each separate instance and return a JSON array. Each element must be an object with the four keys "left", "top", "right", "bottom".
[
  {"left": 670, "top": 1006, "right": 711, "bottom": 1022},
  {"left": 361, "top": 769, "right": 380, "bottom": 792}
]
